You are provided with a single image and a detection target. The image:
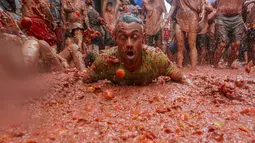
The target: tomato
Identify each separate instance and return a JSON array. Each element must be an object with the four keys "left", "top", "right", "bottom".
[
  {"left": 104, "top": 90, "right": 114, "bottom": 100},
  {"left": 75, "top": 11, "right": 81, "bottom": 17},
  {"left": 245, "top": 66, "right": 251, "bottom": 73},
  {"left": 116, "top": 69, "right": 125, "bottom": 78},
  {"left": 21, "top": 17, "right": 32, "bottom": 29}
]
